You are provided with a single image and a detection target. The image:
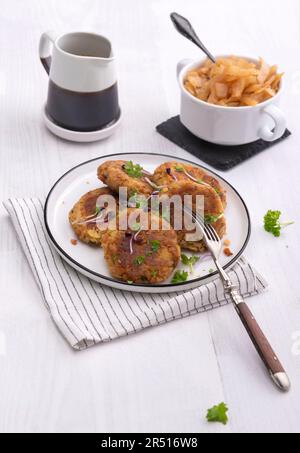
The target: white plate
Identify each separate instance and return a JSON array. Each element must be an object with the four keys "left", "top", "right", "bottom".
[
  {"left": 44, "top": 153, "right": 251, "bottom": 293},
  {"left": 43, "top": 105, "right": 122, "bottom": 143}
]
